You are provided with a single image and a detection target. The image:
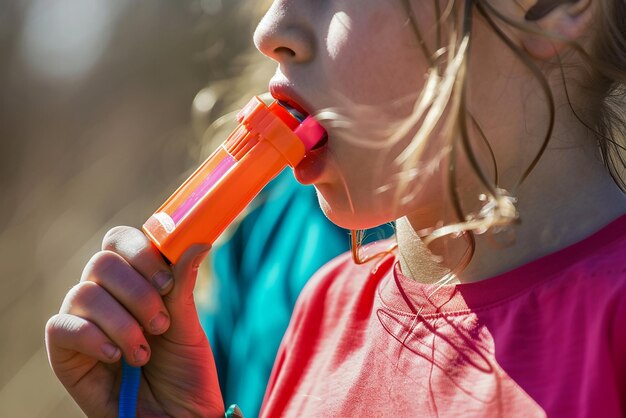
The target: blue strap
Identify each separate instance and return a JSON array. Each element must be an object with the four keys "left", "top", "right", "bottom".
[{"left": 118, "top": 359, "right": 141, "bottom": 417}]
